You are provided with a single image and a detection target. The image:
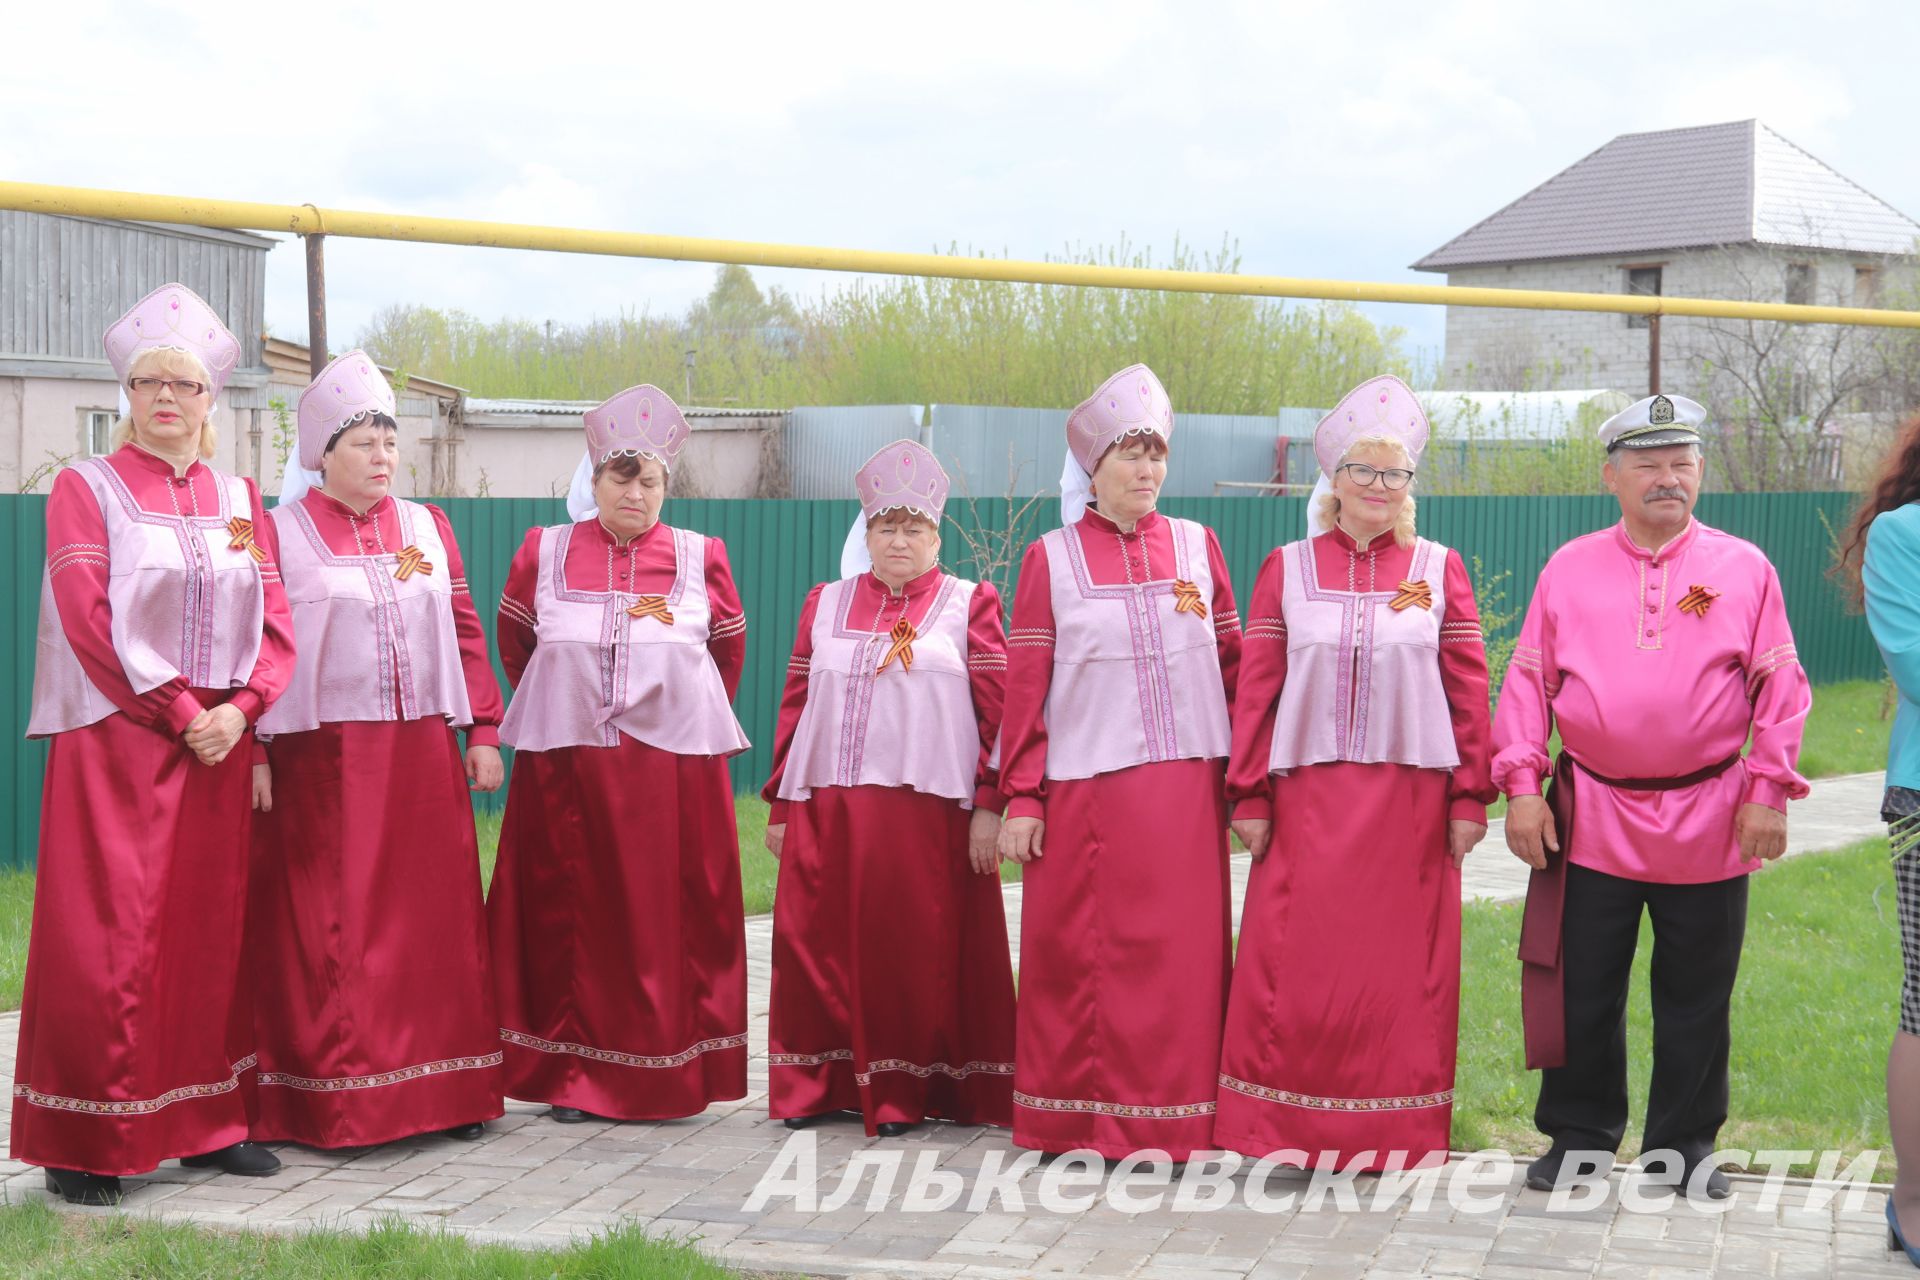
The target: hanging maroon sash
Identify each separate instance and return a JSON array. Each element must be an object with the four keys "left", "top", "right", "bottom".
[{"left": 1517, "top": 749, "right": 1742, "bottom": 1070}]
